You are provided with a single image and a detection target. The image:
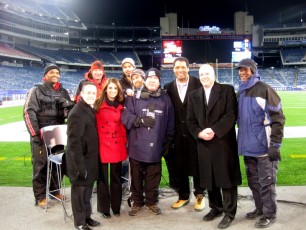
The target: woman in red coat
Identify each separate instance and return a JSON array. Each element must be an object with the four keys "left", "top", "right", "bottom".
[{"left": 94, "top": 78, "right": 128, "bottom": 218}]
